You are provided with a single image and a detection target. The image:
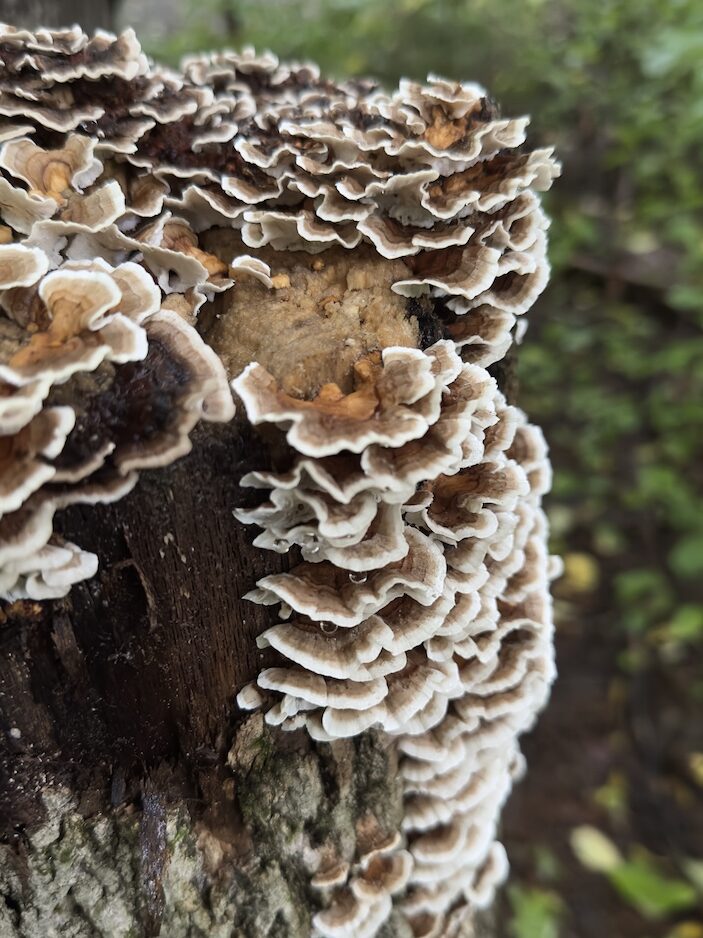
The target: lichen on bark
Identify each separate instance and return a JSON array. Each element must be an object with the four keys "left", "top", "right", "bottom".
[{"left": 0, "top": 719, "right": 410, "bottom": 938}]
